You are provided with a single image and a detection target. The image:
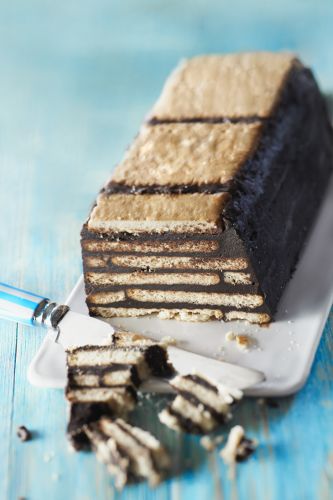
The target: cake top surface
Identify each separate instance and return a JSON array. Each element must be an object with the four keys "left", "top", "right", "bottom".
[
  {"left": 149, "top": 52, "right": 297, "bottom": 120},
  {"left": 87, "top": 52, "right": 300, "bottom": 235},
  {"left": 110, "top": 122, "right": 262, "bottom": 188},
  {"left": 88, "top": 193, "right": 229, "bottom": 233}
]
